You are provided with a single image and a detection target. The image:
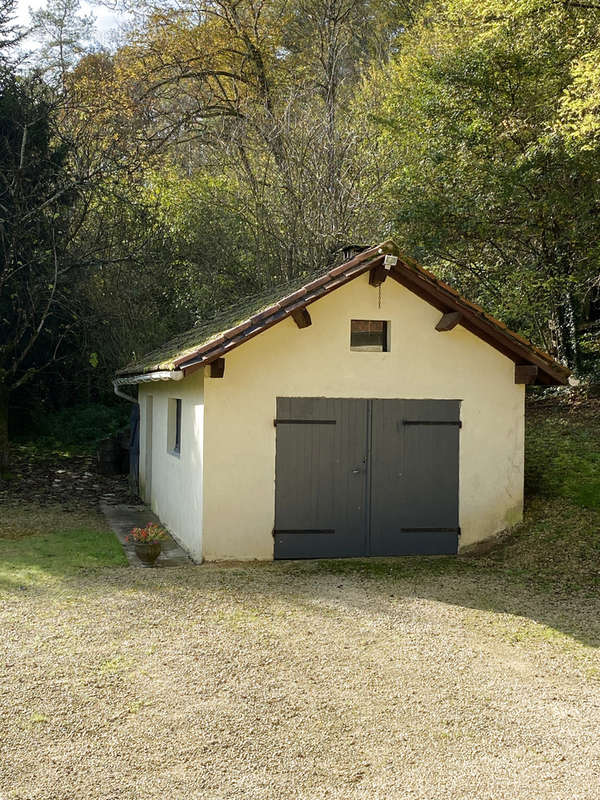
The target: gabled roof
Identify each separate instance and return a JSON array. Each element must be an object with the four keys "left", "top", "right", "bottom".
[{"left": 116, "top": 241, "right": 570, "bottom": 386}]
